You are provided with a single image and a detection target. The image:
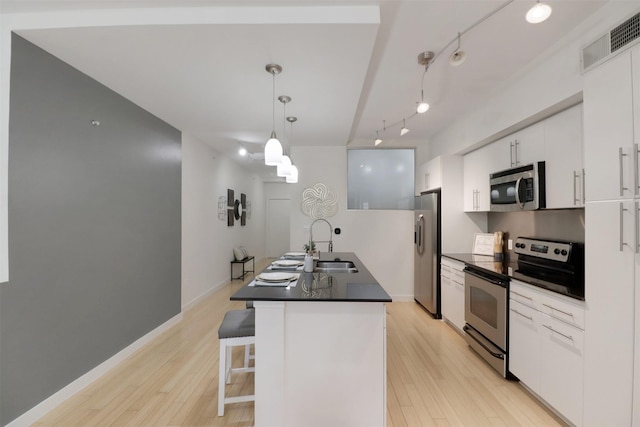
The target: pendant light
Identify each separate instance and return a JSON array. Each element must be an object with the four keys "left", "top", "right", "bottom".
[
  {"left": 374, "top": 130, "right": 382, "bottom": 146},
  {"left": 277, "top": 95, "right": 292, "bottom": 177},
  {"left": 264, "top": 64, "right": 283, "bottom": 166},
  {"left": 286, "top": 116, "right": 298, "bottom": 184},
  {"left": 526, "top": 1, "right": 552, "bottom": 24}
]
